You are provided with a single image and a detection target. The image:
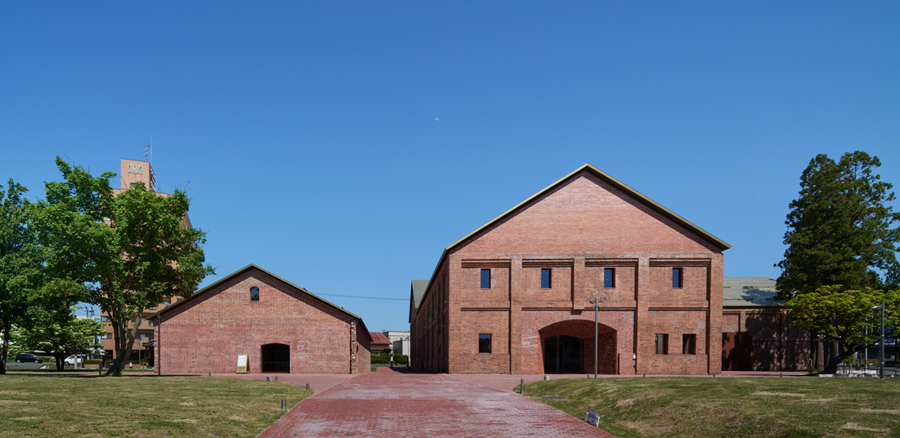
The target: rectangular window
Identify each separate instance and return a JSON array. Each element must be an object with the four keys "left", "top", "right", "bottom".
[
  {"left": 655, "top": 334, "right": 669, "bottom": 355},
  {"left": 672, "top": 268, "right": 683, "bottom": 288},
  {"left": 479, "top": 334, "right": 492, "bottom": 353},
  {"left": 480, "top": 269, "right": 491, "bottom": 289},
  {"left": 604, "top": 268, "right": 615, "bottom": 288},
  {"left": 541, "top": 269, "right": 551, "bottom": 288},
  {"left": 104, "top": 333, "right": 112, "bottom": 339},
  {"left": 683, "top": 334, "right": 696, "bottom": 355}
]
